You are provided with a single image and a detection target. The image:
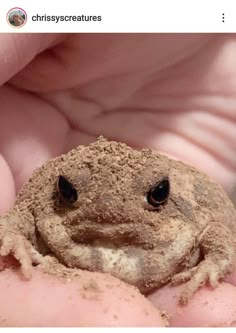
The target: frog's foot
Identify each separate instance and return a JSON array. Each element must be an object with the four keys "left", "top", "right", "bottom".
[
  {"left": 171, "top": 266, "right": 198, "bottom": 286},
  {"left": 0, "top": 233, "right": 43, "bottom": 278},
  {"left": 174, "top": 259, "right": 224, "bottom": 305}
]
